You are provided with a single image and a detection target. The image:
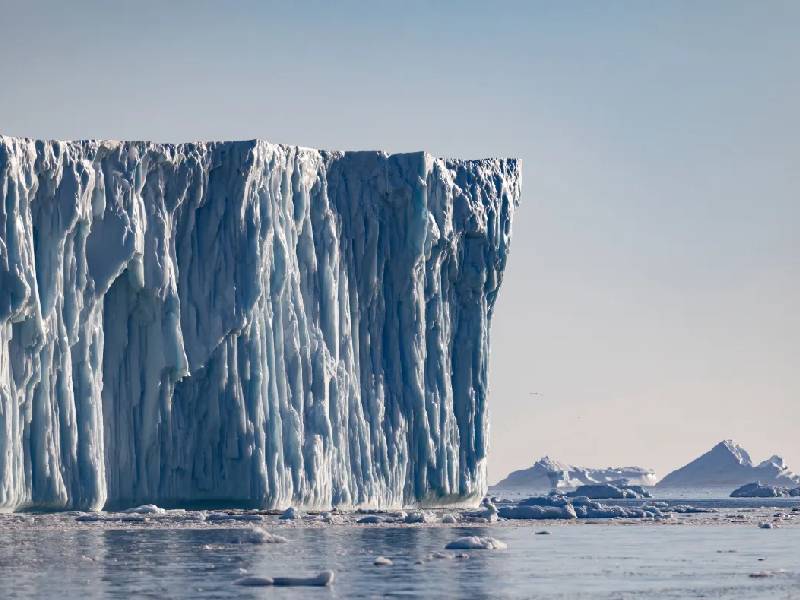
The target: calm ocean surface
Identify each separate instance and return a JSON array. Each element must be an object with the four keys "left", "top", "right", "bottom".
[{"left": 2, "top": 516, "right": 798, "bottom": 599}]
